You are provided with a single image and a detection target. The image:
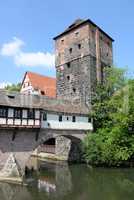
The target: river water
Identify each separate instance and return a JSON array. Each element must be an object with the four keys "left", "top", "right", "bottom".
[{"left": 0, "top": 160, "right": 134, "bottom": 200}]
